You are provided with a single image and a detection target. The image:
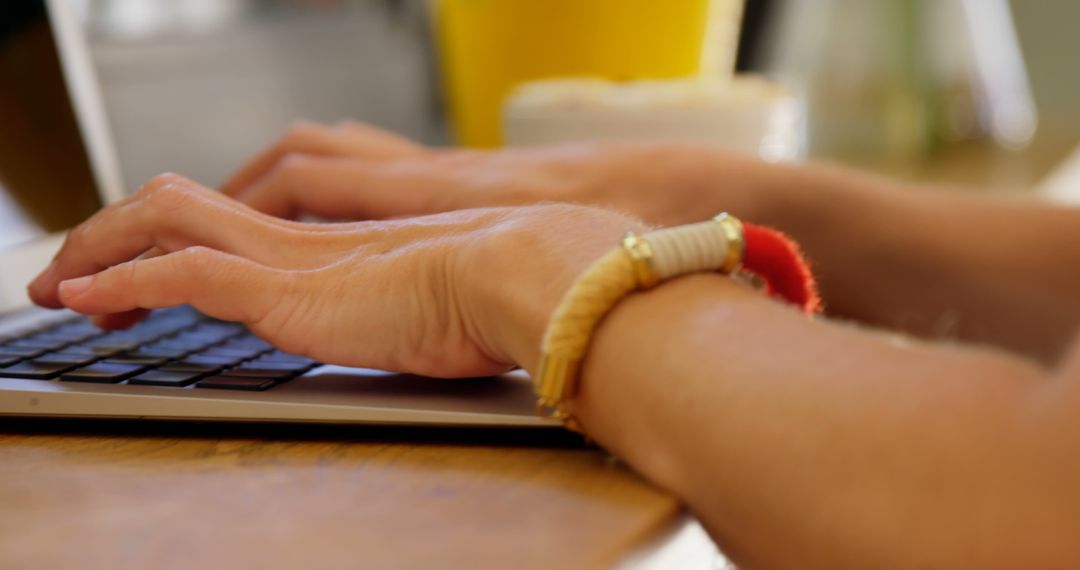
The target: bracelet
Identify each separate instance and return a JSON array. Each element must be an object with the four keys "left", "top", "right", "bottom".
[{"left": 533, "top": 213, "right": 819, "bottom": 432}]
